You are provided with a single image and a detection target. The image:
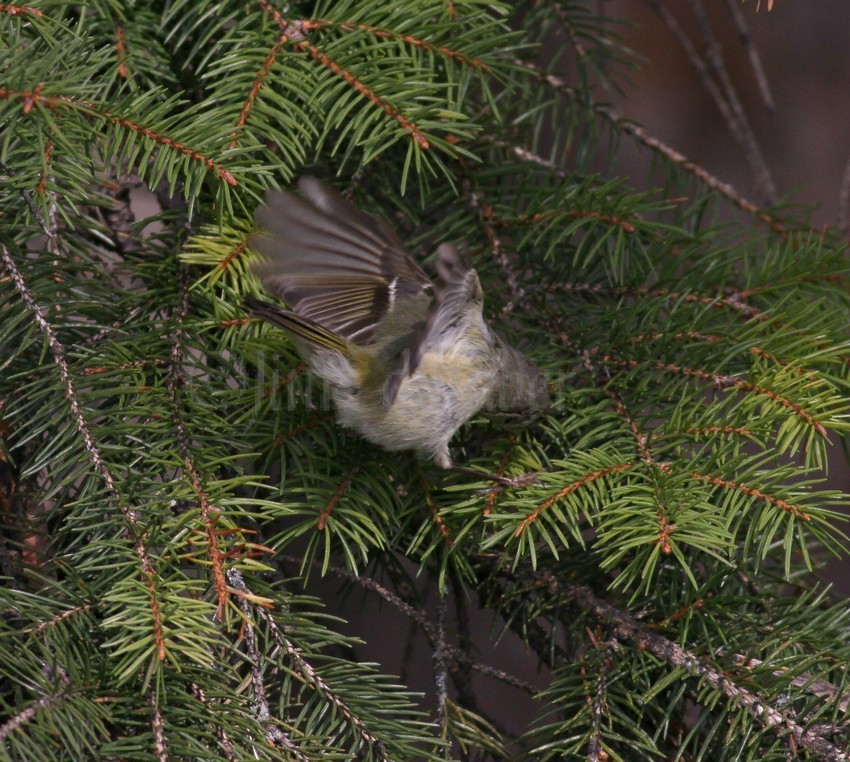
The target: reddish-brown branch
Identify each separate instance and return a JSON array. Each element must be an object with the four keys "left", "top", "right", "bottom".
[
  {"left": 138, "top": 545, "right": 167, "bottom": 661},
  {"left": 261, "top": 361, "right": 307, "bottom": 399},
  {"left": 317, "top": 467, "right": 357, "bottom": 530},
  {"left": 0, "top": 87, "right": 237, "bottom": 186},
  {"left": 627, "top": 331, "right": 818, "bottom": 376},
  {"left": 185, "top": 459, "right": 229, "bottom": 615},
  {"left": 168, "top": 272, "right": 229, "bottom": 617},
  {"left": 559, "top": 282, "right": 768, "bottom": 322},
  {"left": 484, "top": 437, "right": 516, "bottom": 514},
  {"left": 35, "top": 139, "right": 53, "bottom": 196},
  {"left": 664, "top": 598, "right": 704, "bottom": 624},
  {"left": 293, "top": 38, "right": 429, "bottom": 149},
  {"left": 91, "top": 105, "right": 238, "bottom": 185},
  {"left": 0, "top": 3, "right": 41, "bottom": 16},
  {"left": 81, "top": 358, "right": 168, "bottom": 376},
  {"left": 271, "top": 413, "right": 329, "bottom": 448},
  {"left": 689, "top": 471, "right": 811, "bottom": 521},
  {"left": 216, "top": 238, "right": 249, "bottom": 271},
  {"left": 605, "top": 389, "right": 679, "bottom": 552},
  {"left": 416, "top": 466, "right": 454, "bottom": 546},
  {"left": 303, "top": 17, "right": 489, "bottom": 71},
  {"left": 515, "top": 463, "right": 634, "bottom": 537},
  {"left": 653, "top": 513, "right": 676, "bottom": 554},
  {"left": 115, "top": 24, "right": 128, "bottom": 78},
  {"left": 601, "top": 355, "right": 828, "bottom": 437},
  {"left": 687, "top": 425, "right": 752, "bottom": 437},
  {"left": 606, "top": 389, "right": 653, "bottom": 465},
  {"left": 219, "top": 316, "right": 252, "bottom": 328},
  {"left": 652, "top": 425, "right": 753, "bottom": 441},
  {"left": 252, "top": 6, "right": 430, "bottom": 149},
  {"left": 230, "top": 37, "right": 289, "bottom": 148}
]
